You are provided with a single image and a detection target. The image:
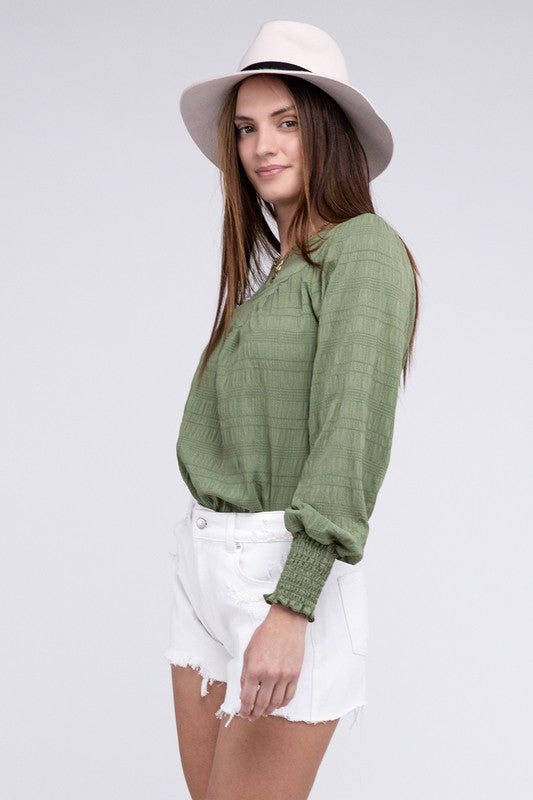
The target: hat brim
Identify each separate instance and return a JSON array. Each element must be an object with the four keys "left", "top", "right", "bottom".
[{"left": 179, "top": 69, "right": 393, "bottom": 181}]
